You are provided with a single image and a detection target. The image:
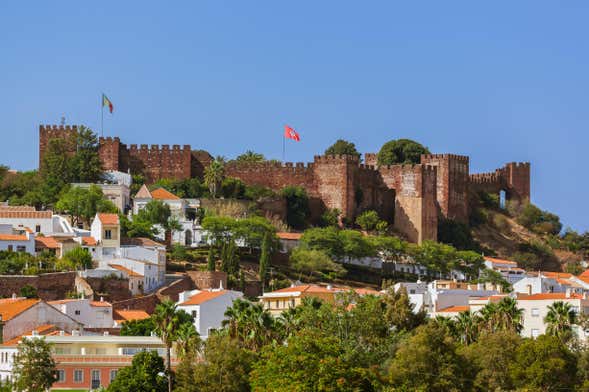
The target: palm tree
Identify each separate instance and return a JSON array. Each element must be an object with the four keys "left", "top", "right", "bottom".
[
  {"left": 204, "top": 157, "right": 225, "bottom": 197},
  {"left": 152, "top": 300, "right": 187, "bottom": 392},
  {"left": 545, "top": 301, "right": 577, "bottom": 342},
  {"left": 455, "top": 310, "right": 480, "bottom": 345},
  {"left": 496, "top": 297, "right": 524, "bottom": 334},
  {"left": 222, "top": 299, "right": 277, "bottom": 350},
  {"left": 175, "top": 322, "right": 201, "bottom": 360}
]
